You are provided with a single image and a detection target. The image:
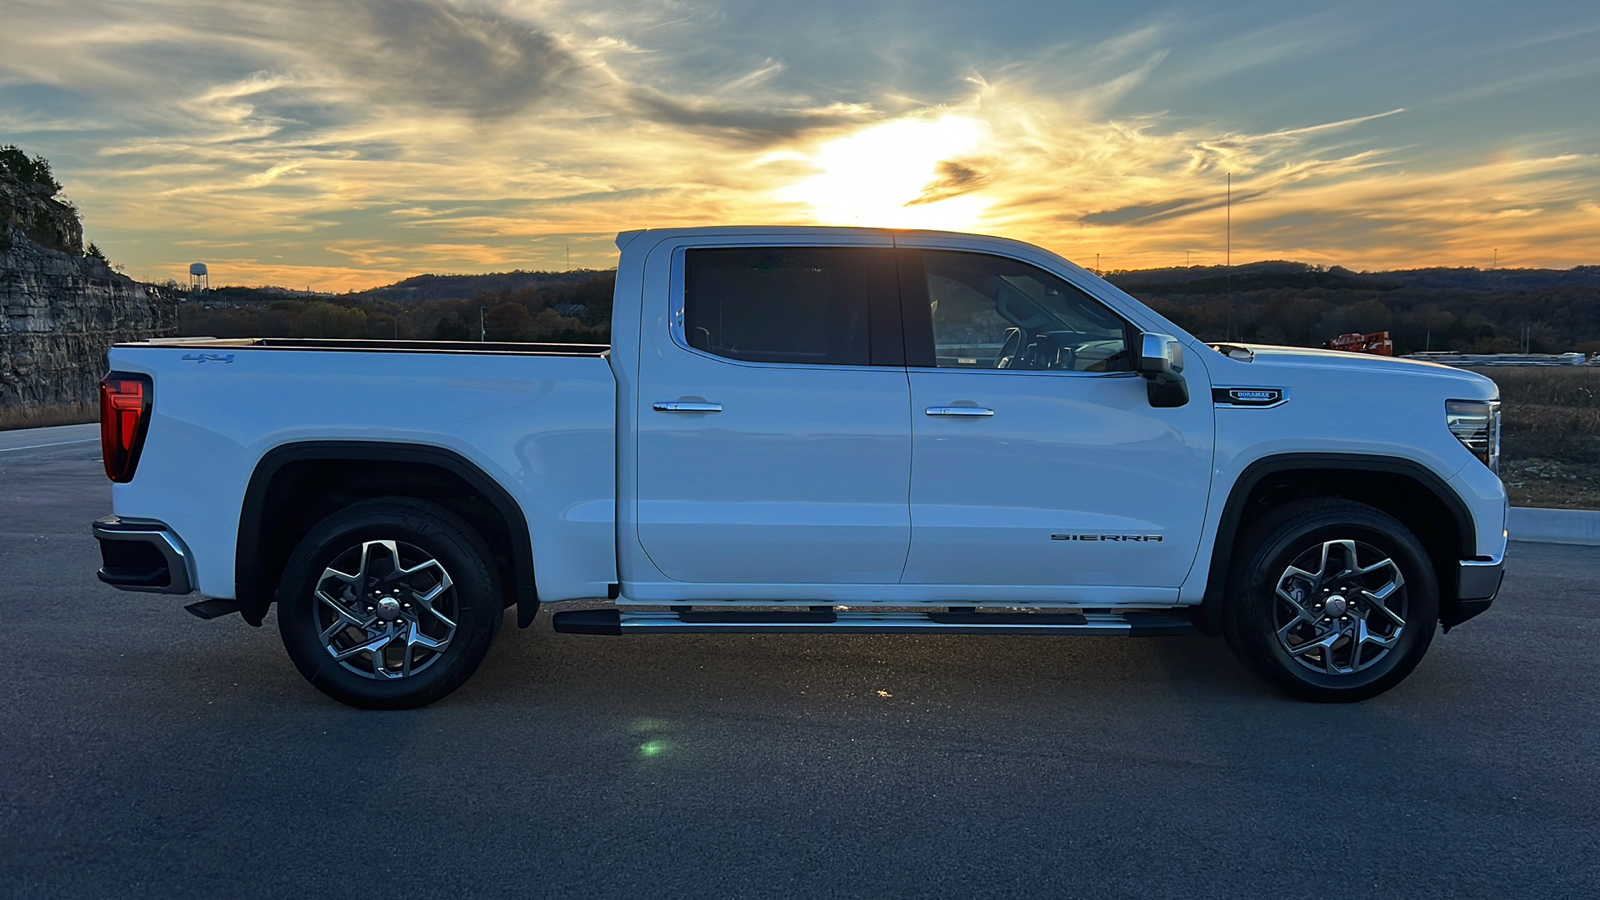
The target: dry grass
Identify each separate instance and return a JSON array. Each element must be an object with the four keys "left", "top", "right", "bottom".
[
  {"left": 0, "top": 402, "right": 97, "bottom": 431},
  {"left": 1467, "top": 367, "right": 1600, "bottom": 508},
  {"left": 1477, "top": 366, "right": 1600, "bottom": 409}
]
